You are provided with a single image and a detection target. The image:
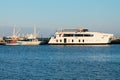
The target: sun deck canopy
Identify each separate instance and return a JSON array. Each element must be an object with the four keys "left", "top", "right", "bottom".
[{"left": 59, "top": 28, "right": 88, "bottom": 32}]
